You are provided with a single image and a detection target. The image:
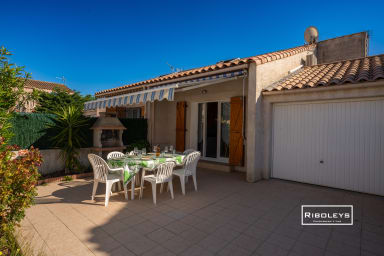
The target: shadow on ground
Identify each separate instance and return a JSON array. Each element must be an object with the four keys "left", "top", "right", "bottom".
[{"left": 25, "top": 169, "right": 384, "bottom": 256}]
